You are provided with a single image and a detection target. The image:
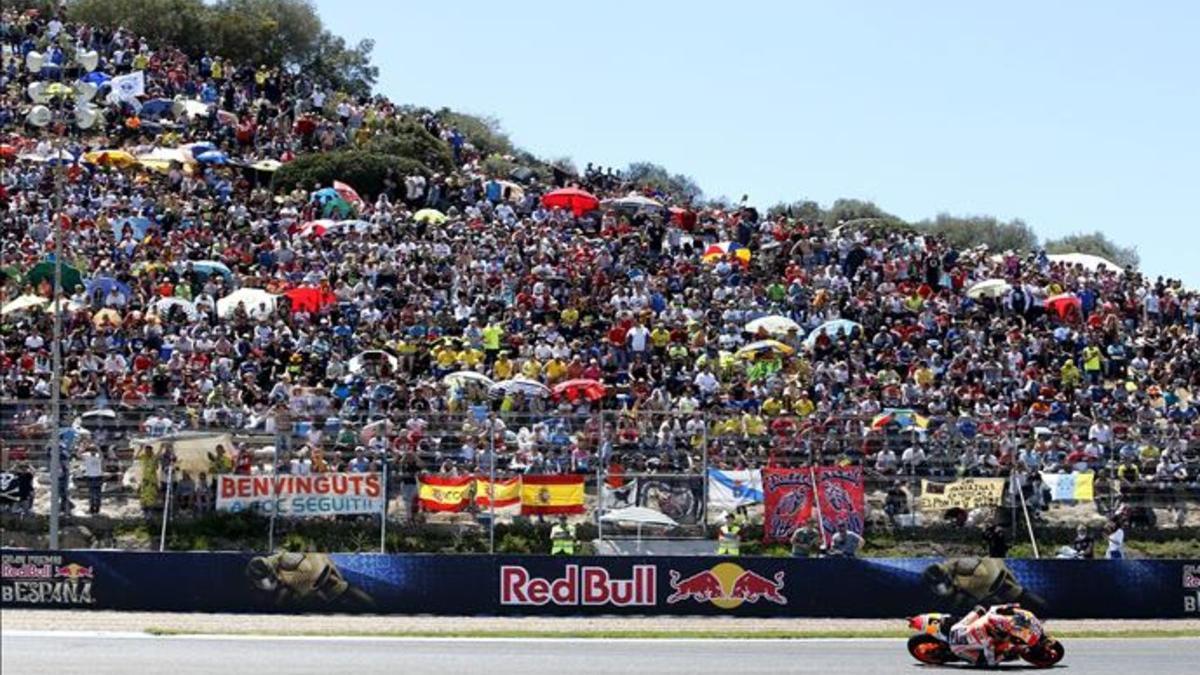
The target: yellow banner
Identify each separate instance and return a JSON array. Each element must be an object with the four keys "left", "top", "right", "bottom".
[
  {"left": 915, "top": 478, "right": 1007, "bottom": 511},
  {"left": 520, "top": 476, "right": 585, "bottom": 514}
]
